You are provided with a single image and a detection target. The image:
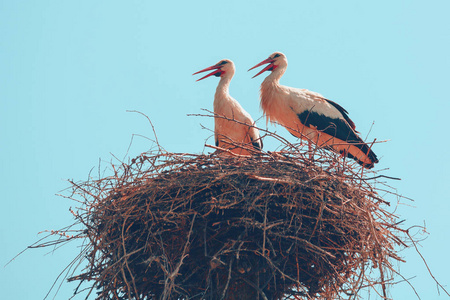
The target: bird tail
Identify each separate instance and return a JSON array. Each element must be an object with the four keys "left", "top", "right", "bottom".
[
  {"left": 308, "top": 130, "right": 378, "bottom": 169},
  {"left": 328, "top": 140, "right": 378, "bottom": 169},
  {"left": 285, "top": 124, "right": 378, "bottom": 169}
]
